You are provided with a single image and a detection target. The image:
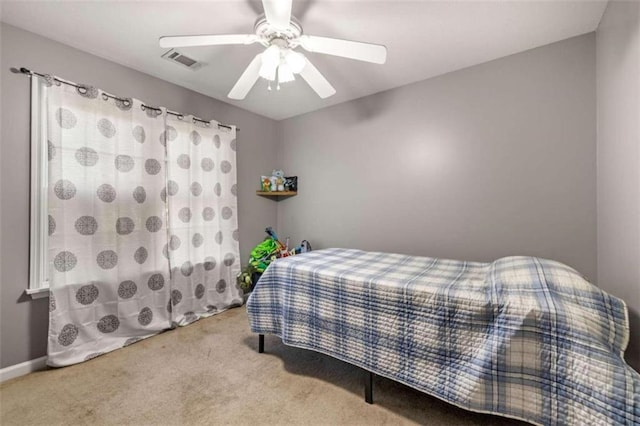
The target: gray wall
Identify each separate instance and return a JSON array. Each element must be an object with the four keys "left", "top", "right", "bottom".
[
  {"left": 277, "top": 34, "right": 597, "bottom": 282},
  {"left": 0, "top": 23, "right": 279, "bottom": 368},
  {"left": 596, "top": 1, "right": 640, "bottom": 370}
]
